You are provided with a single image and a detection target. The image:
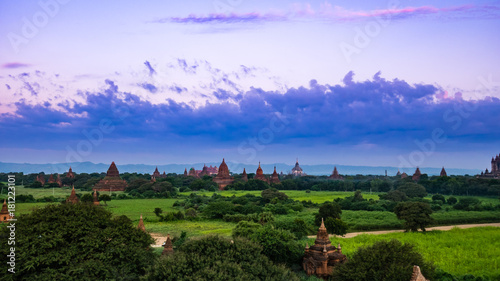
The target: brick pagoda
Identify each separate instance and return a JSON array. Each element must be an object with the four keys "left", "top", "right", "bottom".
[
  {"left": 93, "top": 162, "right": 127, "bottom": 192},
  {"left": 212, "top": 158, "right": 234, "bottom": 190},
  {"left": 303, "top": 218, "right": 347, "bottom": 279}
]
